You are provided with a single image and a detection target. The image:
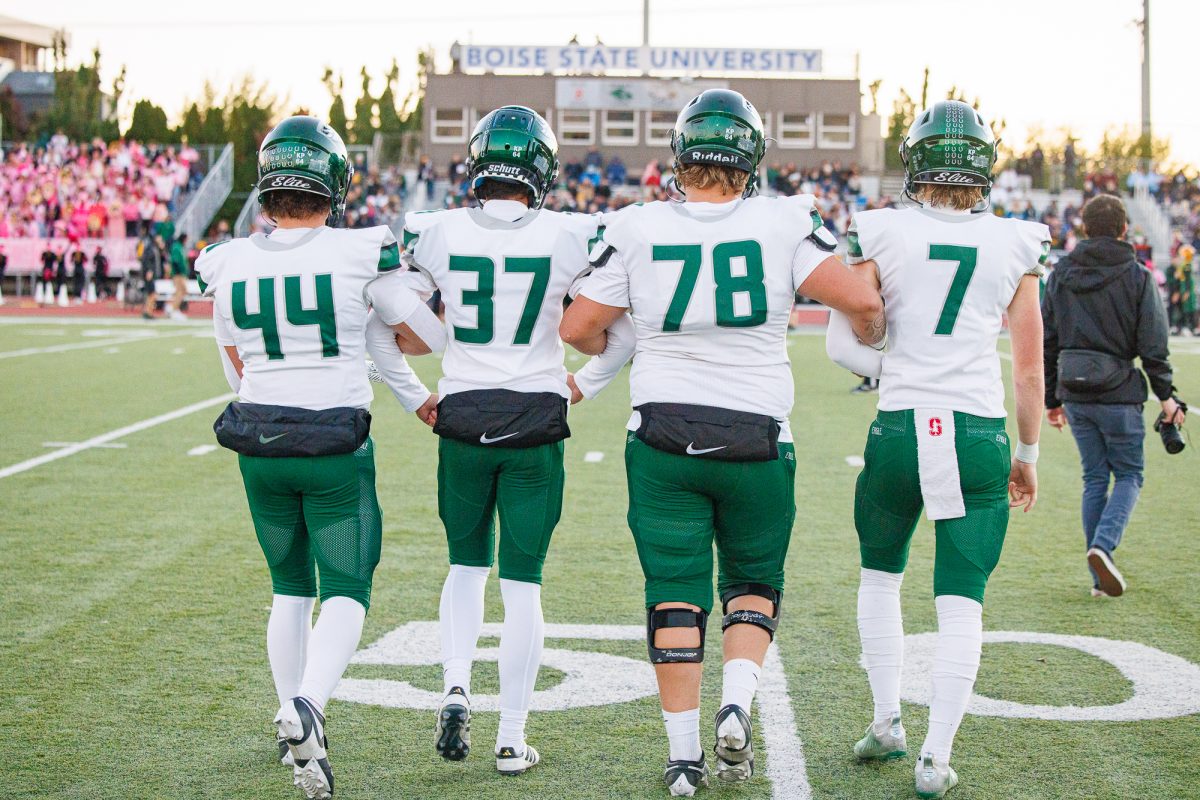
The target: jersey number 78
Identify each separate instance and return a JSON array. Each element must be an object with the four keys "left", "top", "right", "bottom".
[{"left": 654, "top": 240, "right": 767, "bottom": 331}]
